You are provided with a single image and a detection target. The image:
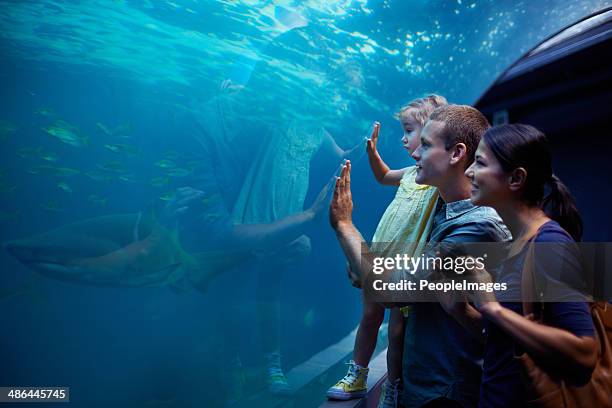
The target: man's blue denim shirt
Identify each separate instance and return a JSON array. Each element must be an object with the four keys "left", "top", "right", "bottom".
[{"left": 402, "top": 198, "right": 511, "bottom": 408}]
